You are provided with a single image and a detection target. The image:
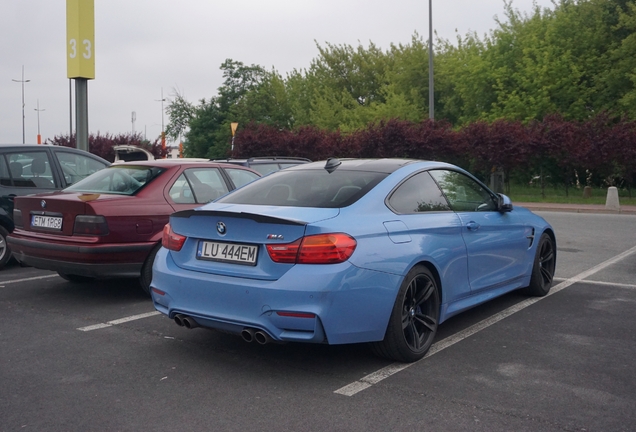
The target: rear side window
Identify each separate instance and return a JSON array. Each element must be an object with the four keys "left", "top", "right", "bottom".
[
  {"left": 218, "top": 170, "right": 387, "bottom": 208},
  {"left": 5, "top": 151, "right": 55, "bottom": 189},
  {"left": 388, "top": 172, "right": 450, "bottom": 213},
  {"left": 249, "top": 163, "right": 280, "bottom": 176},
  {"left": 185, "top": 168, "right": 229, "bottom": 203},
  {"left": 225, "top": 168, "right": 259, "bottom": 188},
  {"left": 55, "top": 151, "right": 109, "bottom": 186},
  {"left": 169, "top": 174, "right": 195, "bottom": 204}
]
